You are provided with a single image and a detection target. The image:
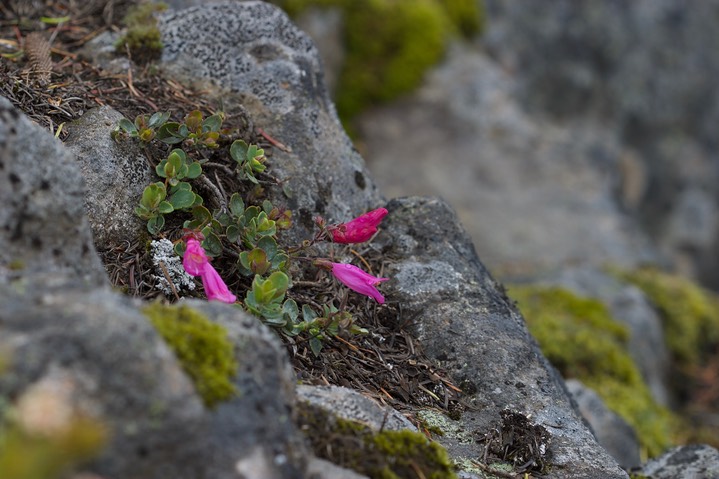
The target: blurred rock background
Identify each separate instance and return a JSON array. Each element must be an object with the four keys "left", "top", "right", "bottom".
[{"left": 272, "top": 0, "right": 719, "bottom": 461}]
